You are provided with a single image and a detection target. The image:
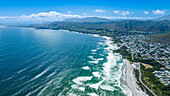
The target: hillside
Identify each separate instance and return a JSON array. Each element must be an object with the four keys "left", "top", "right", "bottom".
[
  {"left": 149, "top": 32, "right": 170, "bottom": 44},
  {"left": 155, "top": 14, "right": 170, "bottom": 21},
  {"left": 21, "top": 17, "right": 170, "bottom": 37},
  {"left": 48, "top": 19, "right": 170, "bottom": 33}
]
